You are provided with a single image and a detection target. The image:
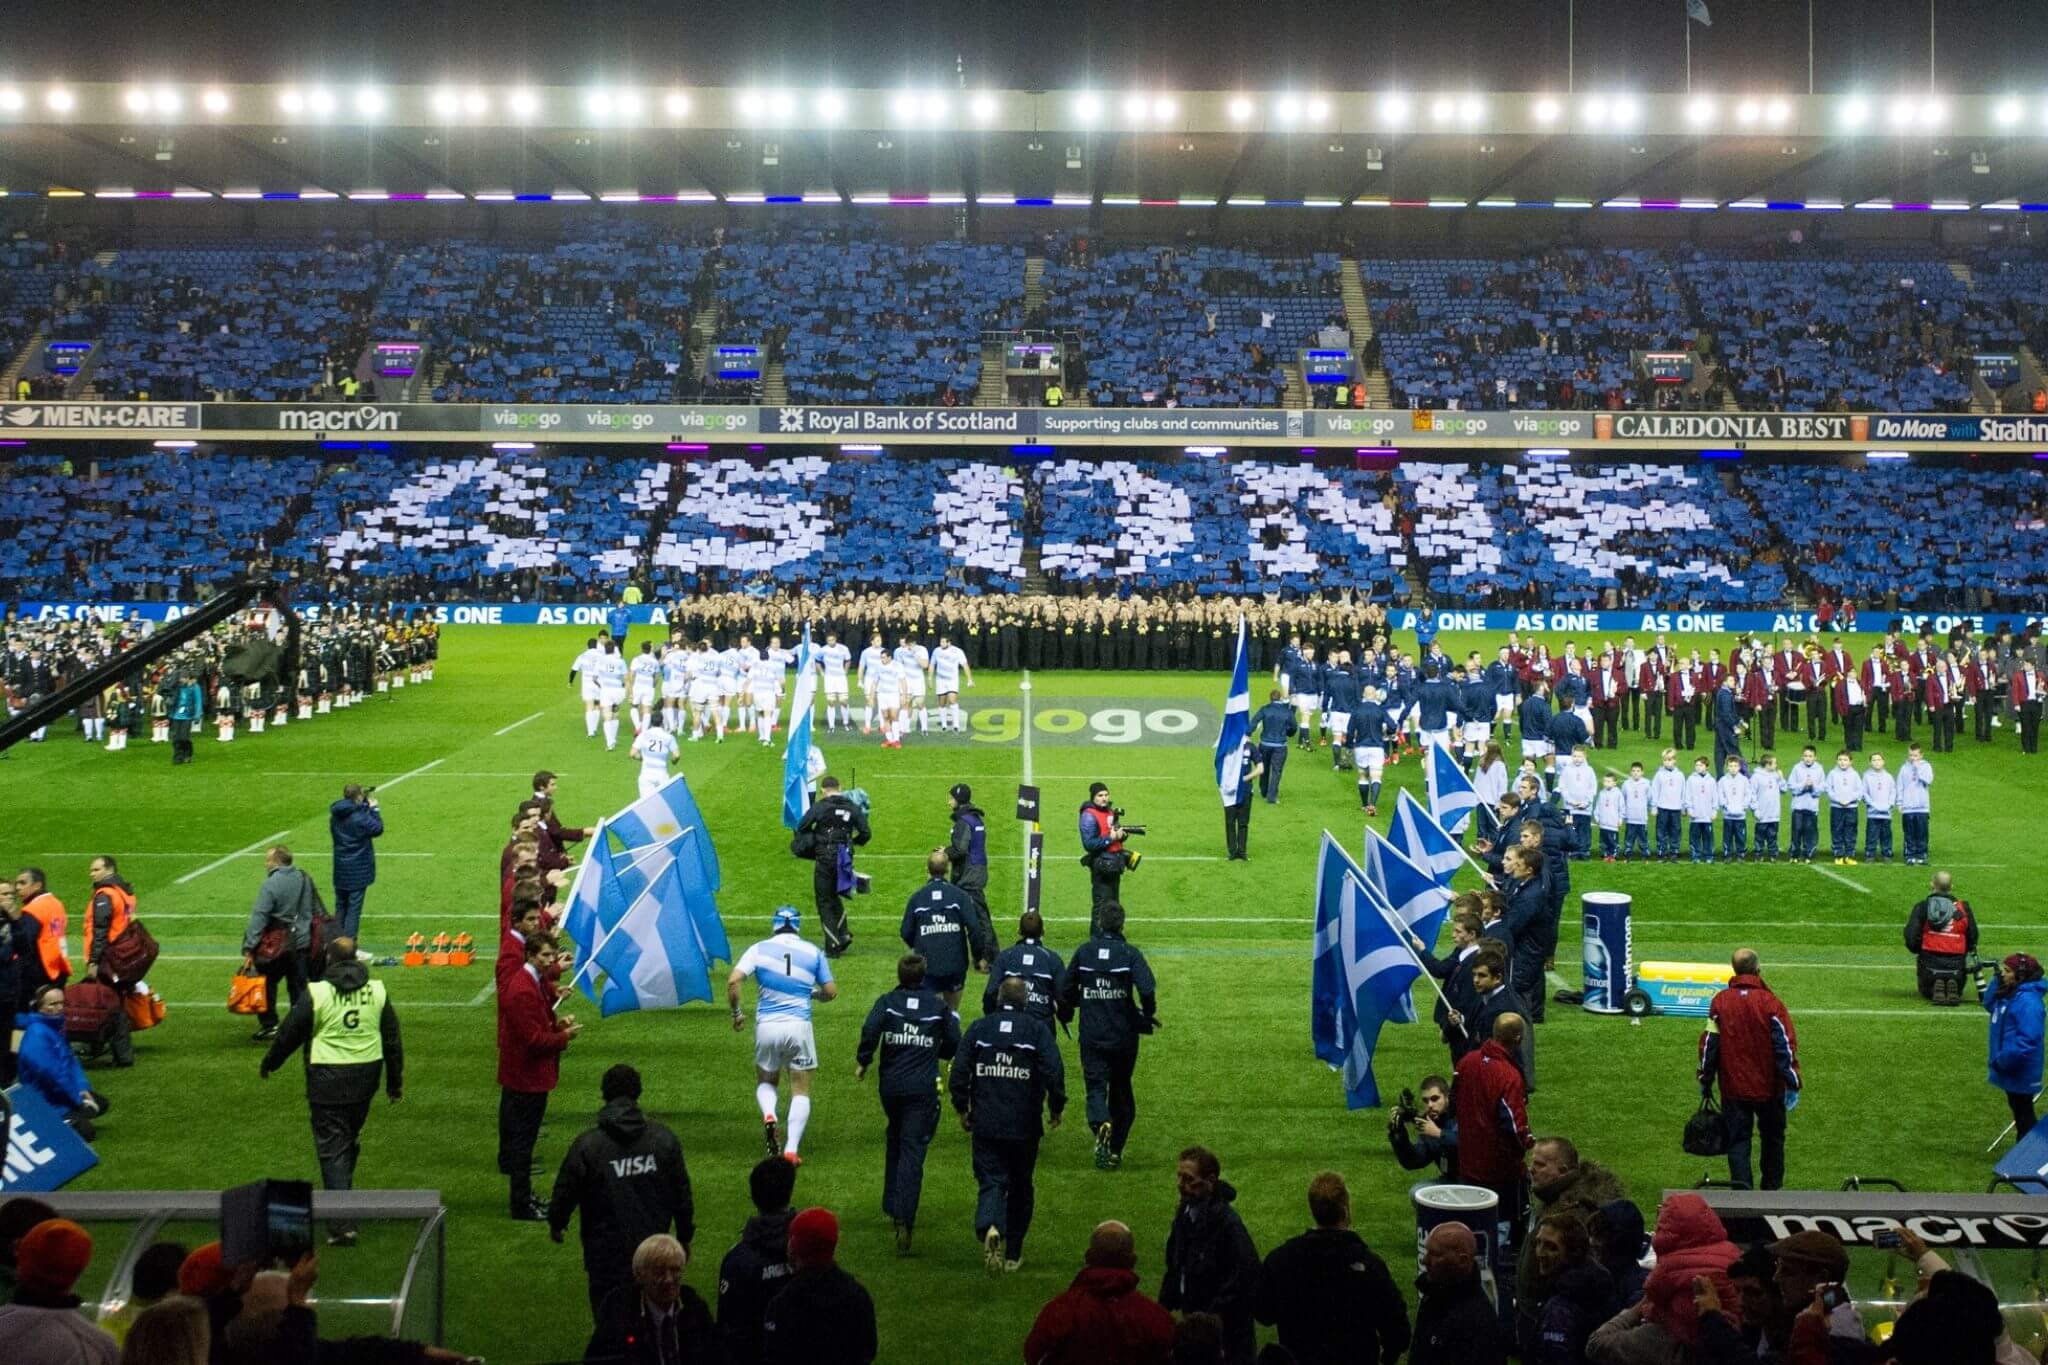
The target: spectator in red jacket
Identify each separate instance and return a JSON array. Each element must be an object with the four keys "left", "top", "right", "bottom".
[
  {"left": 1452, "top": 1014, "right": 1533, "bottom": 1331},
  {"left": 1024, "top": 1220, "right": 1173, "bottom": 1365},
  {"left": 498, "top": 934, "right": 580, "bottom": 1221},
  {"left": 1697, "top": 949, "right": 1801, "bottom": 1191}
]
